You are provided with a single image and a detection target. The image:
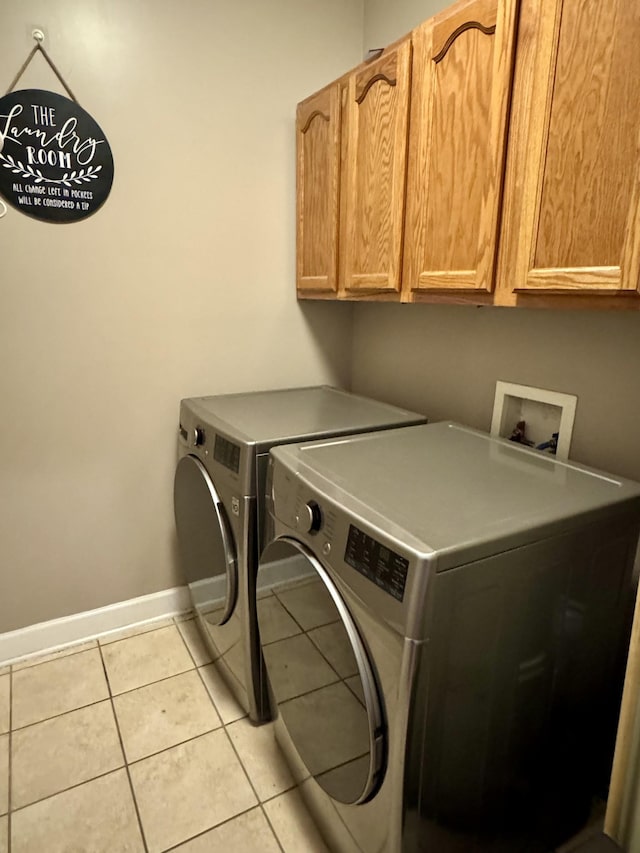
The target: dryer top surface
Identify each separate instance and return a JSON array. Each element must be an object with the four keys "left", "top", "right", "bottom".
[
  {"left": 181, "top": 386, "right": 425, "bottom": 449},
  {"left": 271, "top": 422, "right": 640, "bottom": 564}
]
